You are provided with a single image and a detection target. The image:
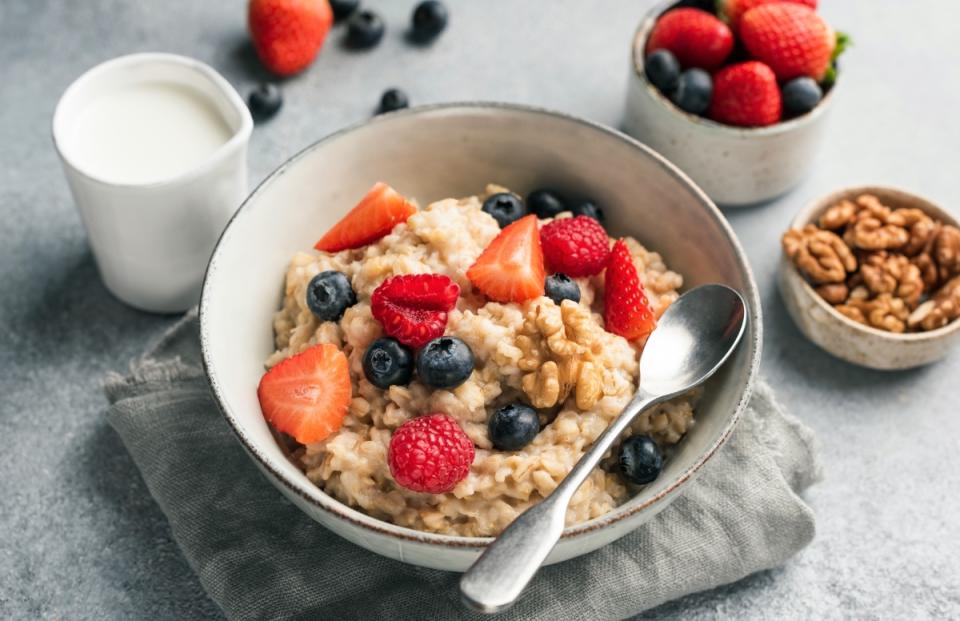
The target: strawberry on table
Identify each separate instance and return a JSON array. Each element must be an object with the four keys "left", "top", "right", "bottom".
[
  {"left": 248, "top": 0, "right": 333, "bottom": 77},
  {"left": 315, "top": 182, "right": 418, "bottom": 252},
  {"left": 257, "top": 343, "right": 351, "bottom": 444},
  {"left": 371, "top": 274, "right": 460, "bottom": 349},
  {"left": 467, "top": 214, "right": 545, "bottom": 303},
  {"left": 645, "top": 8, "right": 734, "bottom": 71},
  {"left": 739, "top": 3, "right": 835, "bottom": 81},
  {"left": 604, "top": 240, "right": 657, "bottom": 341},
  {"left": 708, "top": 61, "right": 782, "bottom": 127},
  {"left": 719, "top": 0, "right": 817, "bottom": 32}
]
